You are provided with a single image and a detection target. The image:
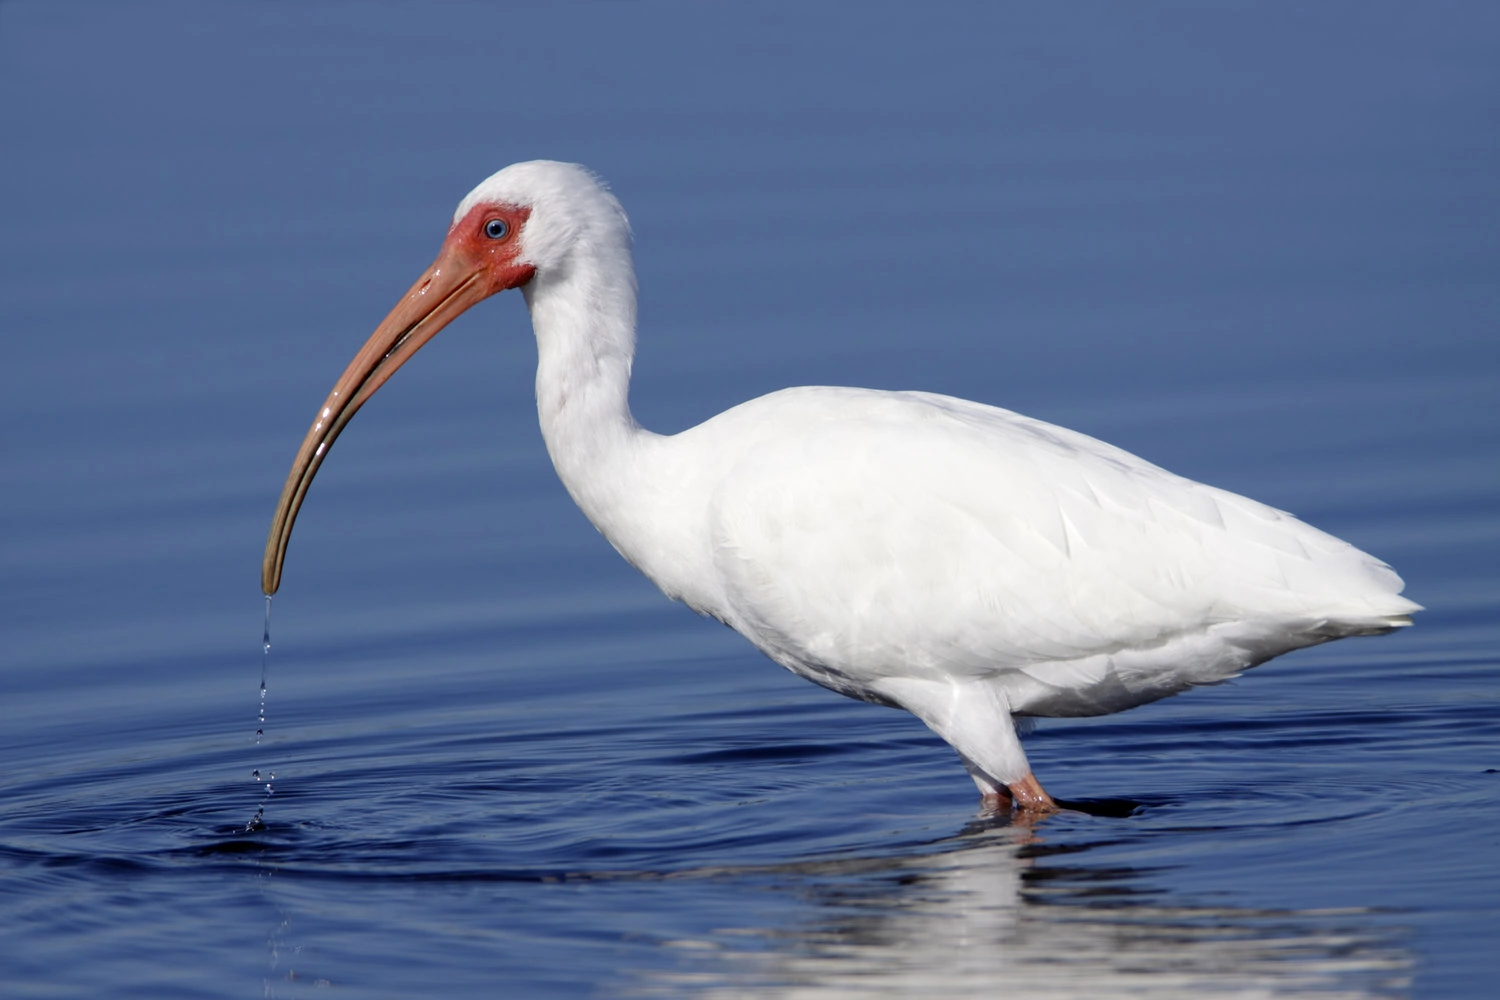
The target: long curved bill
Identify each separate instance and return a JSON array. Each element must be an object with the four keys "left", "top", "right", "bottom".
[{"left": 262, "top": 243, "right": 493, "bottom": 595}]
